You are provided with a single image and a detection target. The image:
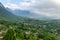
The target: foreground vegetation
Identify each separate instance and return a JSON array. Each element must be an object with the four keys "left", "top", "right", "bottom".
[
  {"left": 3, "top": 27, "right": 57, "bottom": 40},
  {"left": 0, "top": 19, "right": 60, "bottom": 40}
]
